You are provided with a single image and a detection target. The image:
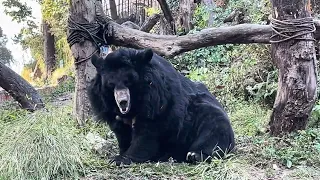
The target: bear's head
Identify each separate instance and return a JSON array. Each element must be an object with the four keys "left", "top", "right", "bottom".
[{"left": 91, "top": 48, "right": 154, "bottom": 114}]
